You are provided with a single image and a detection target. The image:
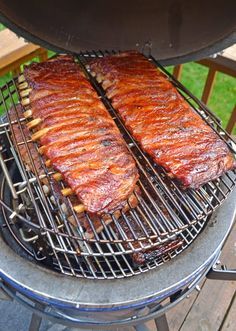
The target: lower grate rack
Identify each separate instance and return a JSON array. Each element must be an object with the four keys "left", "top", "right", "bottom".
[{"left": 0, "top": 50, "right": 235, "bottom": 279}]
